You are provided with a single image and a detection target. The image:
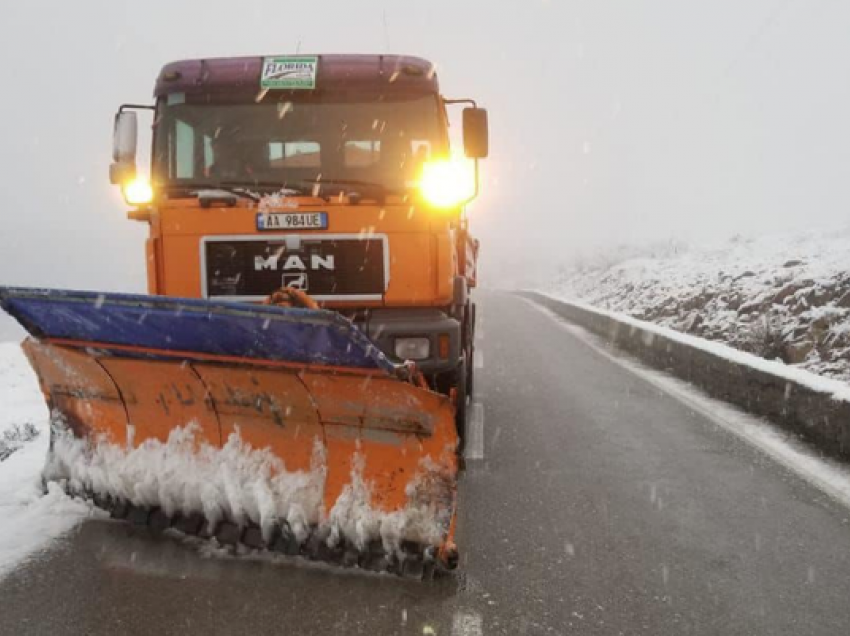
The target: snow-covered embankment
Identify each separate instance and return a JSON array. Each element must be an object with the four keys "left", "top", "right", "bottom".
[
  {"left": 548, "top": 229, "right": 850, "bottom": 382},
  {"left": 0, "top": 343, "right": 94, "bottom": 578}
]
